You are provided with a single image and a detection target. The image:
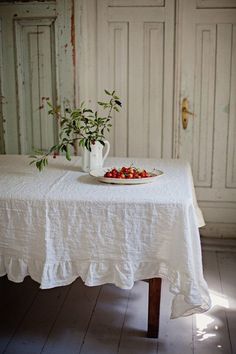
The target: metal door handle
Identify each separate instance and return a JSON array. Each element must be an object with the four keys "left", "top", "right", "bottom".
[{"left": 182, "top": 98, "right": 194, "bottom": 129}]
